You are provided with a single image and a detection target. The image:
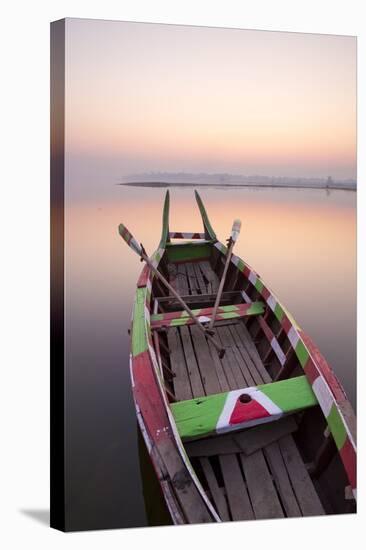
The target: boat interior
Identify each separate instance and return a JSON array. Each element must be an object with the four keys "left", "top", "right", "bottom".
[{"left": 149, "top": 243, "right": 355, "bottom": 522}]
